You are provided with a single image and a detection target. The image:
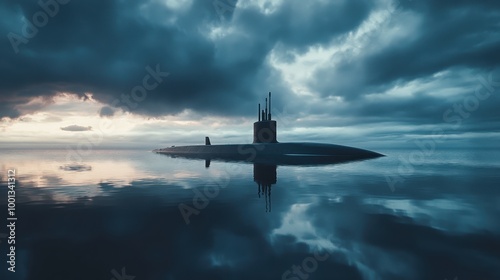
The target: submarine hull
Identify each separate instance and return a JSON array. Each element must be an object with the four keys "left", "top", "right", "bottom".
[{"left": 154, "top": 142, "right": 383, "bottom": 165}]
